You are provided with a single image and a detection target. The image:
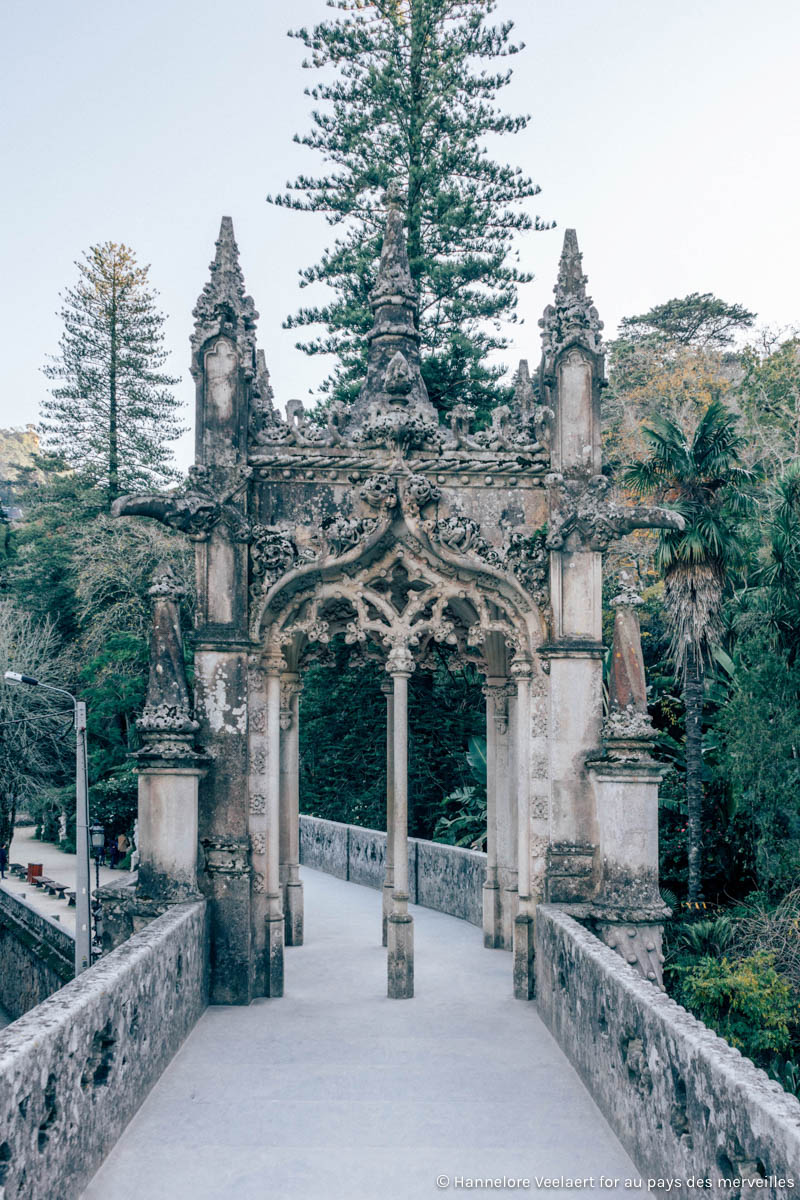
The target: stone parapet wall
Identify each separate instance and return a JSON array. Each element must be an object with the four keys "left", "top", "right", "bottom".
[
  {"left": 534, "top": 905, "right": 800, "bottom": 1198},
  {"left": 0, "top": 887, "right": 74, "bottom": 1020},
  {"left": 0, "top": 900, "right": 208, "bottom": 1200},
  {"left": 299, "top": 815, "right": 485, "bottom": 927}
]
